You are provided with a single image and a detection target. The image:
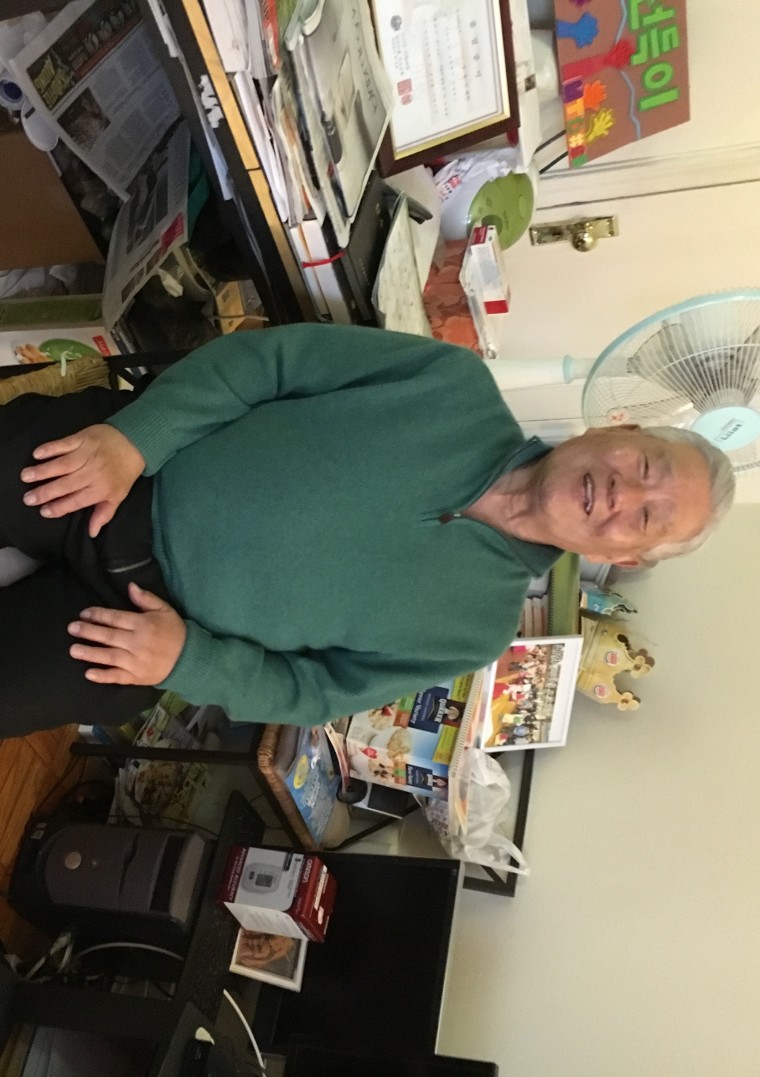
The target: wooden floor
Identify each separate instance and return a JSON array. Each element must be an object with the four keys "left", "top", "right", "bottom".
[{"left": 0, "top": 725, "right": 82, "bottom": 961}]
